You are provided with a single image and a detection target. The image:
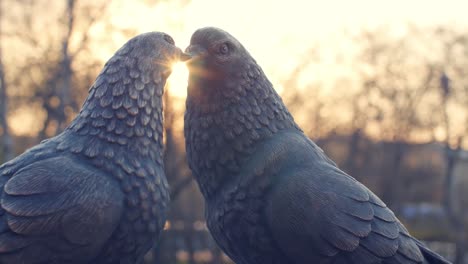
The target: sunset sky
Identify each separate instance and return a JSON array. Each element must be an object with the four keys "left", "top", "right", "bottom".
[
  {"left": 4, "top": 0, "right": 468, "bottom": 138},
  {"left": 106, "top": 0, "right": 468, "bottom": 97}
]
